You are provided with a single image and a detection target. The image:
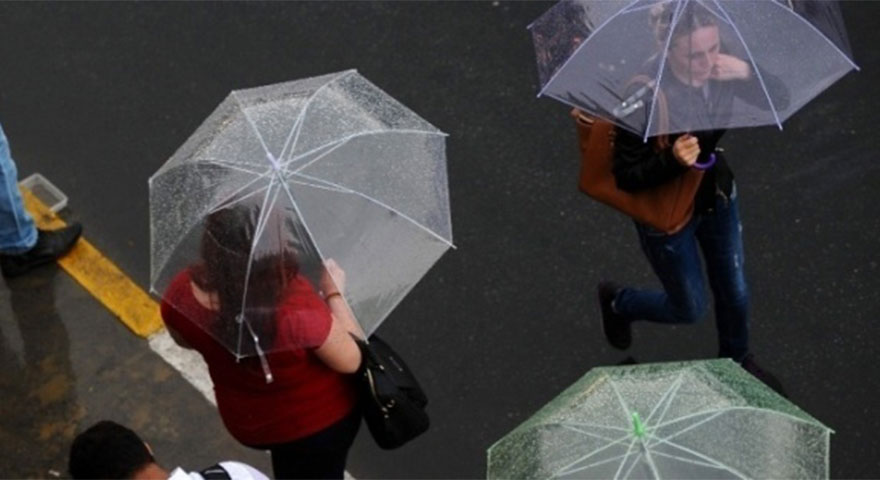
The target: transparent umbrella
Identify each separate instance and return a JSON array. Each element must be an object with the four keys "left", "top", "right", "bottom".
[
  {"left": 149, "top": 70, "right": 453, "bottom": 379},
  {"left": 488, "top": 359, "right": 832, "bottom": 479},
  {"left": 529, "top": 0, "right": 859, "bottom": 140}
]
